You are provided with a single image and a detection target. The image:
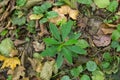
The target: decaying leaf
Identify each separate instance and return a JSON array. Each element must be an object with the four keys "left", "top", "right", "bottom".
[
  {"left": 101, "top": 28, "right": 114, "bottom": 34},
  {"left": 1, "top": 57, "right": 20, "bottom": 70},
  {"left": 49, "top": 5, "right": 79, "bottom": 24},
  {"left": 93, "top": 35, "right": 111, "bottom": 47},
  {"left": 40, "top": 60, "right": 55, "bottom": 80},
  {"left": 28, "top": 58, "right": 43, "bottom": 73},
  {"left": 33, "top": 41, "right": 45, "bottom": 52},
  {"left": 8, "top": 66, "right": 25, "bottom": 80}
]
